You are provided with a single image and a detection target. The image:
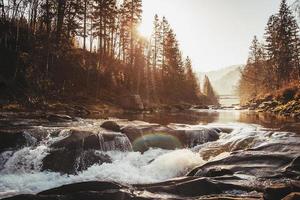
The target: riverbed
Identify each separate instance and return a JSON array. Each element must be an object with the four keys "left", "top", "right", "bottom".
[{"left": 0, "top": 109, "right": 299, "bottom": 199}]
